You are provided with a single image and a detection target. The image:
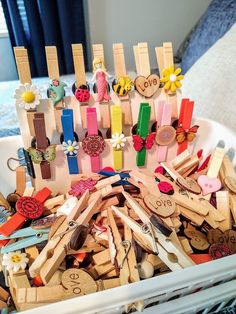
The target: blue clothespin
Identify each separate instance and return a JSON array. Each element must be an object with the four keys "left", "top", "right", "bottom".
[
  {"left": 99, "top": 170, "right": 131, "bottom": 186},
  {"left": 61, "top": 109, "right": 79, "bottom": 174},
  {"left": 0, "top": 227, "right": 49, "bottom": 254}
]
